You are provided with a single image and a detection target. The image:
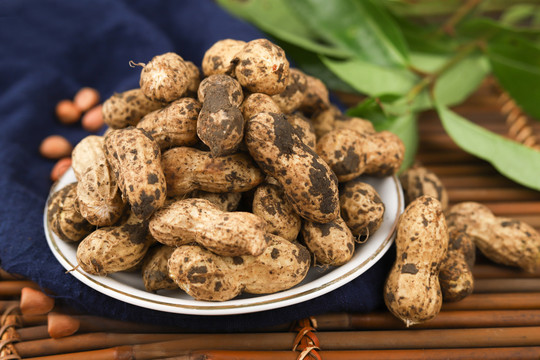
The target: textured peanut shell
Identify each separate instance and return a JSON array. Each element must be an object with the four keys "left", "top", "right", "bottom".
[
  {"left": 184, "top": 61, "right": 201, "bottom": 97},
  {"left": 47, "top": 183, "right": 93, "bottom": 243},
  {"left": 311, "top": 105, "right": 347, "bottom": 139},
  {"left": 439, "top": 227, "right": 475, "bottom": 302},
  {"left": 447, "top": 202, "right": 540, "bottom": 273},
  {"left": 298, "top": 75, "right": 330, "bottom": 115},
  {"left": 241, "top": 93, "right": 281, "bottom": 123},
  {"left": 197, "top": 75, "right": 244, "bottom": 156},
  {"left": 168, "top": 245, "right": 243, "bottom": 301},
  {"left": 272, "top": 68, "right": 307, "bottom": 114},
  {"left": 76, "top": 215, "right": 151, "bottom": 275},
  {"left": 302, "top": 216, "right": 355, "bottom": 266},
  {"left": 201, "top": 39, "right": 246, "bottom": 77},
  {"left": 235, "top": 234, "right": 310, "bottom": 294},
  {"left": 335, "top": 117, "right": 375, "bottom": 135},
  {"left": 245, "top": 112, "right": 340, "bottom": 223},
  {"left": 141, "top": 245, "right": 177, "bottom": 292},
  {"left": 400, "top": 165, "right": 449, "bottom": 210},
  {"left": 161, "top": 146, "right": 264, "bottom": 196},
  {"left": 384, "top": 195, "right": 448, "bottom": 327},
  {"left": 339, "top": 180, "right": 385, "bottom": 237},
  {"left": 137, "top": 97, "right": 201, "bottom": 150},
  {"left": 102, "top": 88, "right": 163, "bottom": 129},
  {"left": 252, "top": 183, "right": 301, "bottom": 241},
  {"left": 149, "top": 198, "right": 267, "bottom": 257},
  {"left": 139, "top": 52, "right": 190, "bottom": 103},
  {"left": 198, "top": 74, "right": 243, "bottom": 107},
  {"left": 316, "top": 128, "right": 367, "bottom": 182},
  {"left": 104, "top": 127, "right": 167, "bottom": 220},
  {"left": 190, "top": 190, "right": 242, "bottom": 212},
  {"left": 363, "top": 131, "right": 405, "bottom": 176},
  {"left": 72, "top": 136, "right": 125, "bottom": 226},
  {"left": 168, "top": 235, "right": 310, "bottom": 301},
  {"left": 286, "top": 113, "right": 316, "bottom": 151},
  {"left": 234, "top": 39, "right": 290, "bottom": 95}
]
